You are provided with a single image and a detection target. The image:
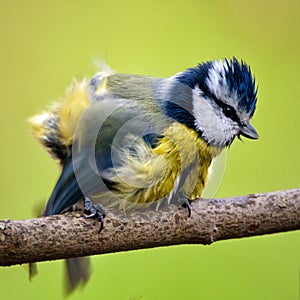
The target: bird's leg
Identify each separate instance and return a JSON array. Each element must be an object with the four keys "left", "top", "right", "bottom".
[{"left": 84, "top": 197, "right": 106, "bottom": 232}]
